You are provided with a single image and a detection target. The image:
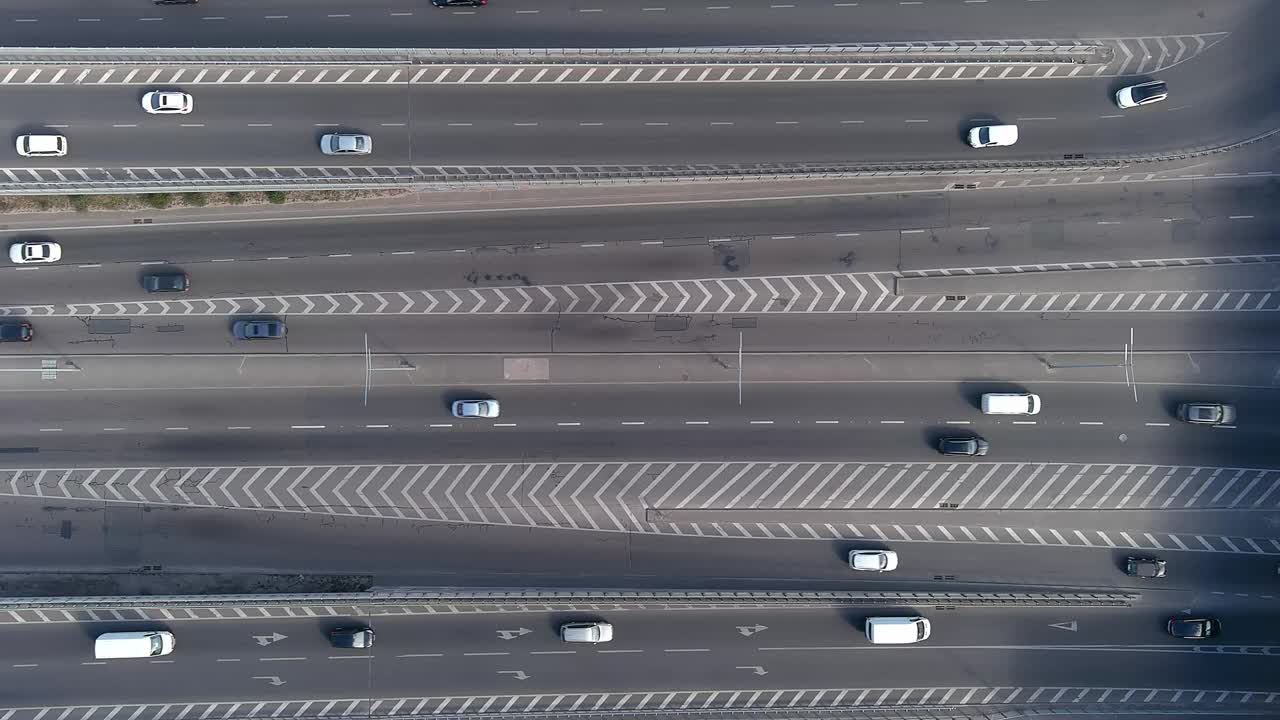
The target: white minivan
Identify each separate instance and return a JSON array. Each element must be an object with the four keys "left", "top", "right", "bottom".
[
  {"left": 981, "top": 392, "right": 1041, "bottom": 415},
  {"left": 865, "top": 616, "right": 931, "bottom": 645},
  {"left": 94, "top": 631, "right": 176, "bottom": 659}
]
